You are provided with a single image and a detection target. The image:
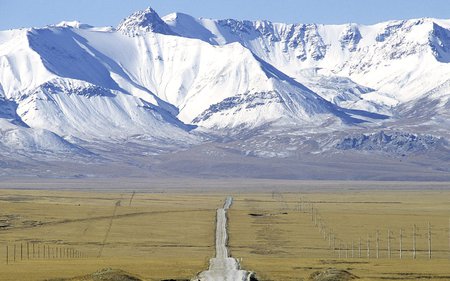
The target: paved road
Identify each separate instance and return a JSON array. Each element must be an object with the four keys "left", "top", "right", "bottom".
[{"left": 193, "top": 197, "right": 254, "bottom": 281}]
